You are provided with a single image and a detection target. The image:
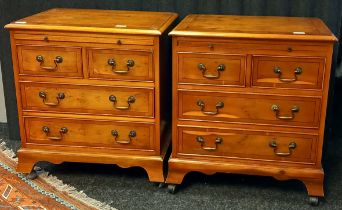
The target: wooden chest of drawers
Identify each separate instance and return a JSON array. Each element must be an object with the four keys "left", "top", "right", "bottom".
[
  {"left": 5, "top": 8, "right": 177, "bottom": 183},
  {"left": 167, "top": 15, "right": 337, "bottom": 204}
]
